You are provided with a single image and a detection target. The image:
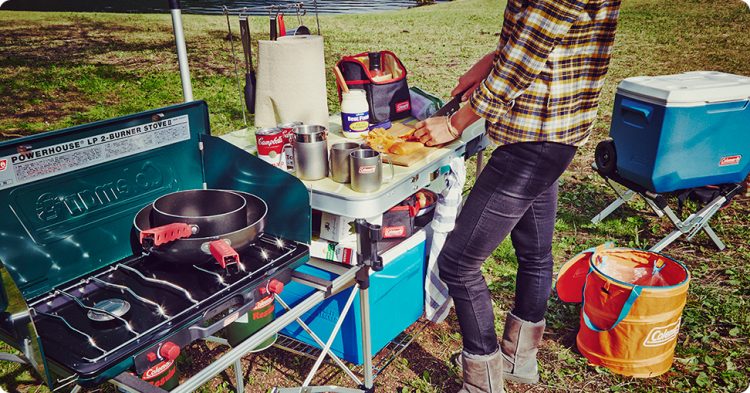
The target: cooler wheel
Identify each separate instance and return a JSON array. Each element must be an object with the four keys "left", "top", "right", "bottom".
[{"left": 595, "top": 139, "right": 617, "bottom": 176}]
